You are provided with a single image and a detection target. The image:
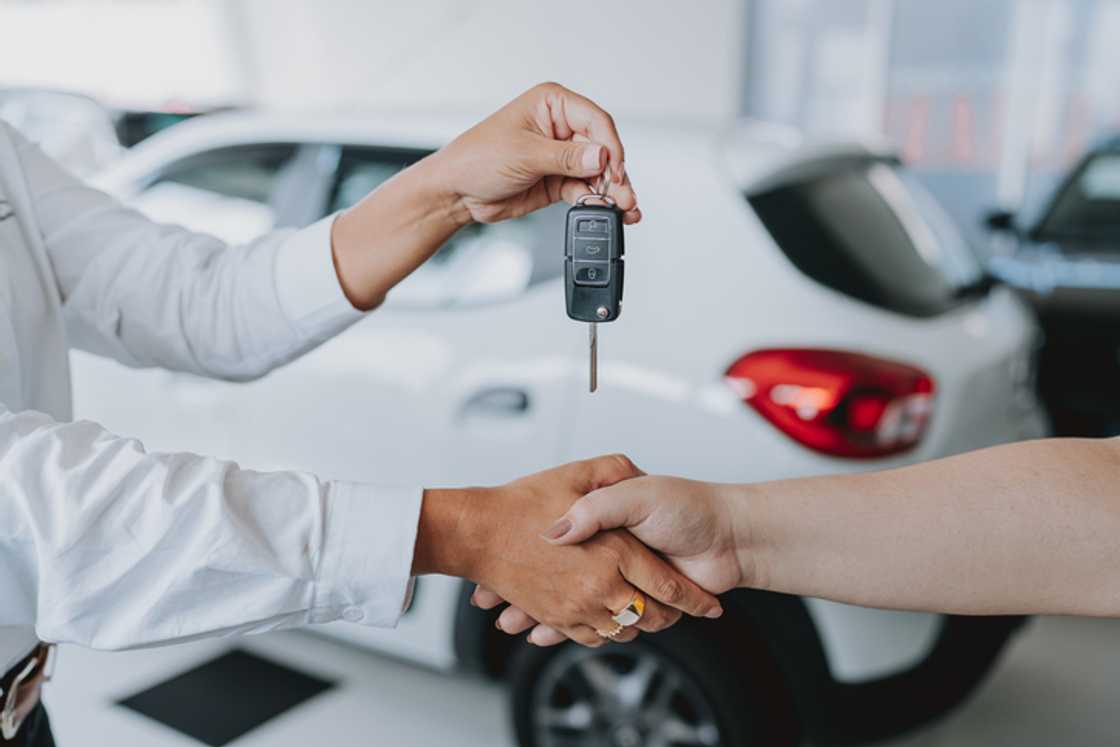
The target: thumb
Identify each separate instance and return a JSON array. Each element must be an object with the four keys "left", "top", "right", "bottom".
[
  {"left": 542, "top": 482, "right": 653, "bottom": 545},
  {"left": 533, "top": 138, "right": 606, "bottom": 179}
]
